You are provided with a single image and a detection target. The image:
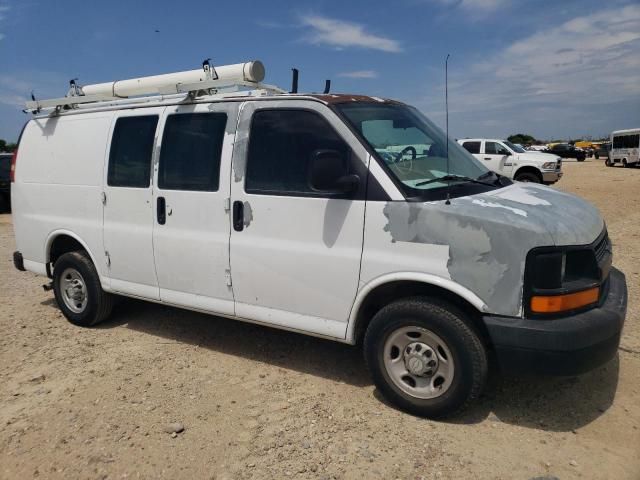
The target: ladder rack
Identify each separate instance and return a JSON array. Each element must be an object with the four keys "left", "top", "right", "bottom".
[{"left": 24, "top": 60, "right": 288, "bottom": 114}]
